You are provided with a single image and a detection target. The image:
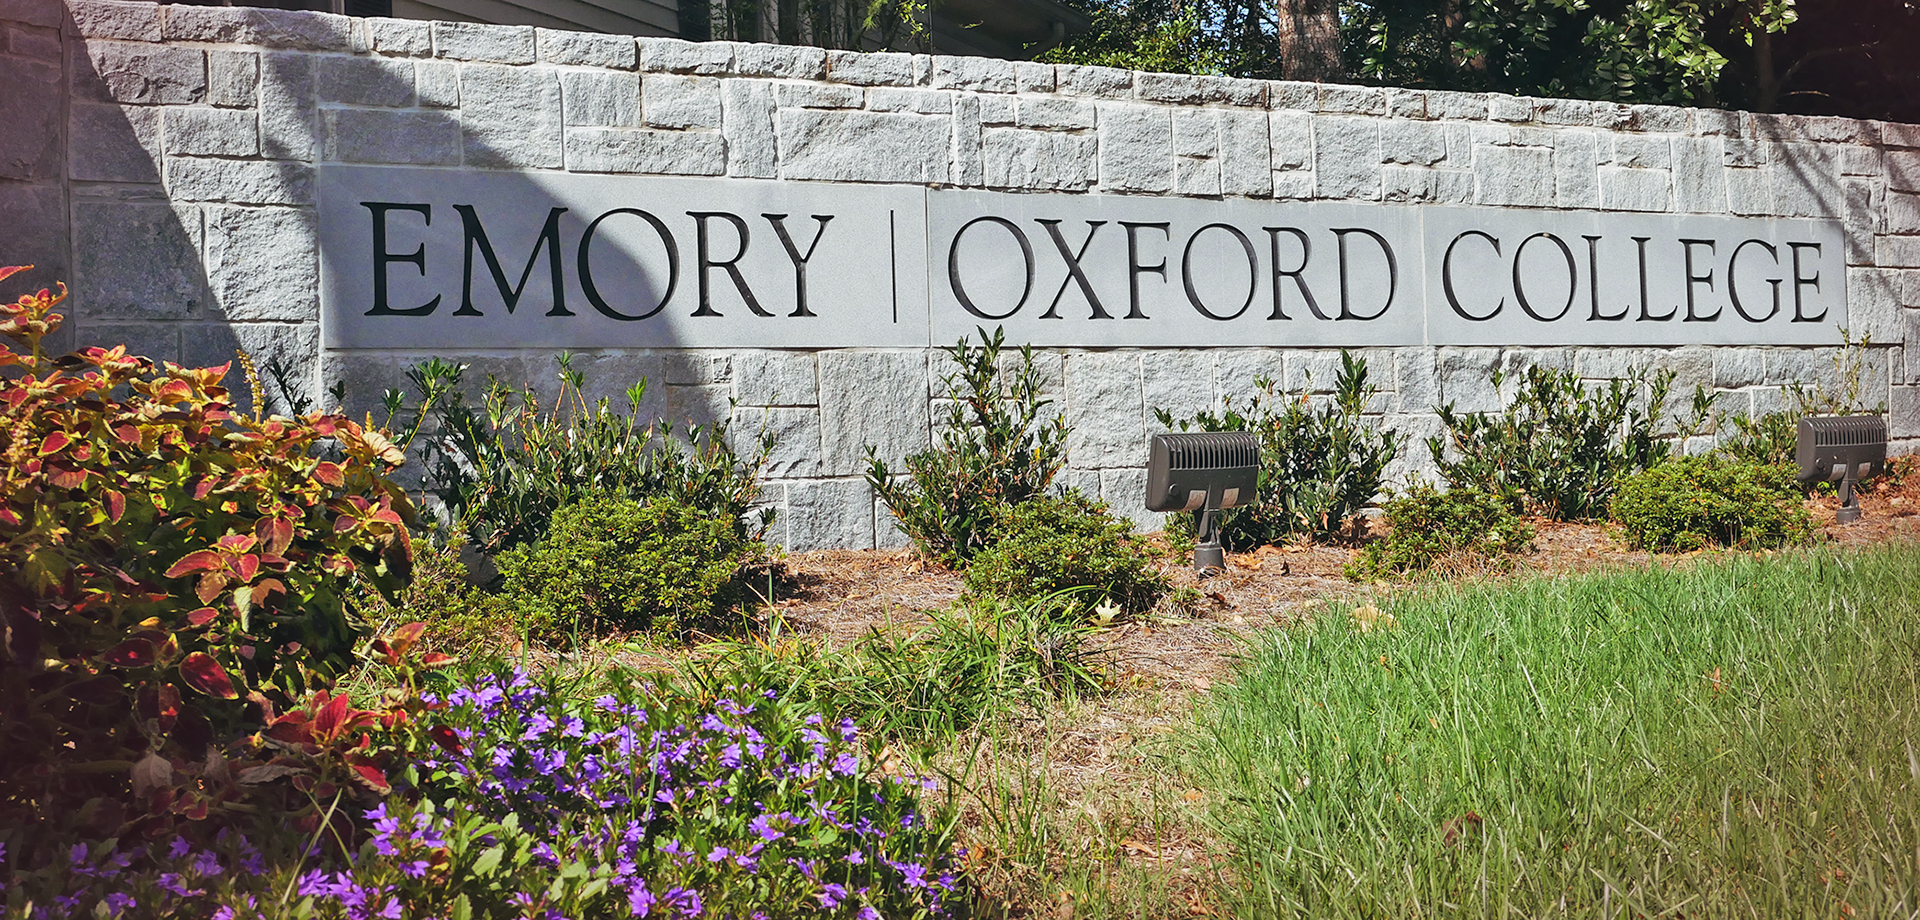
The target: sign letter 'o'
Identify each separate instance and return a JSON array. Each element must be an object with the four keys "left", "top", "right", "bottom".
[
  {"left": 948, "top": 216, "right": 1035, "bottom": 320},
  {"left": 1512, "top": 232, "right": 1577, "bottom": 323},
  {"left": 579, "top": 208, "right": 678, "bottom": 321},
  {"left": 1182, "top": 223, "right": 1259, "bottom": 321}
]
